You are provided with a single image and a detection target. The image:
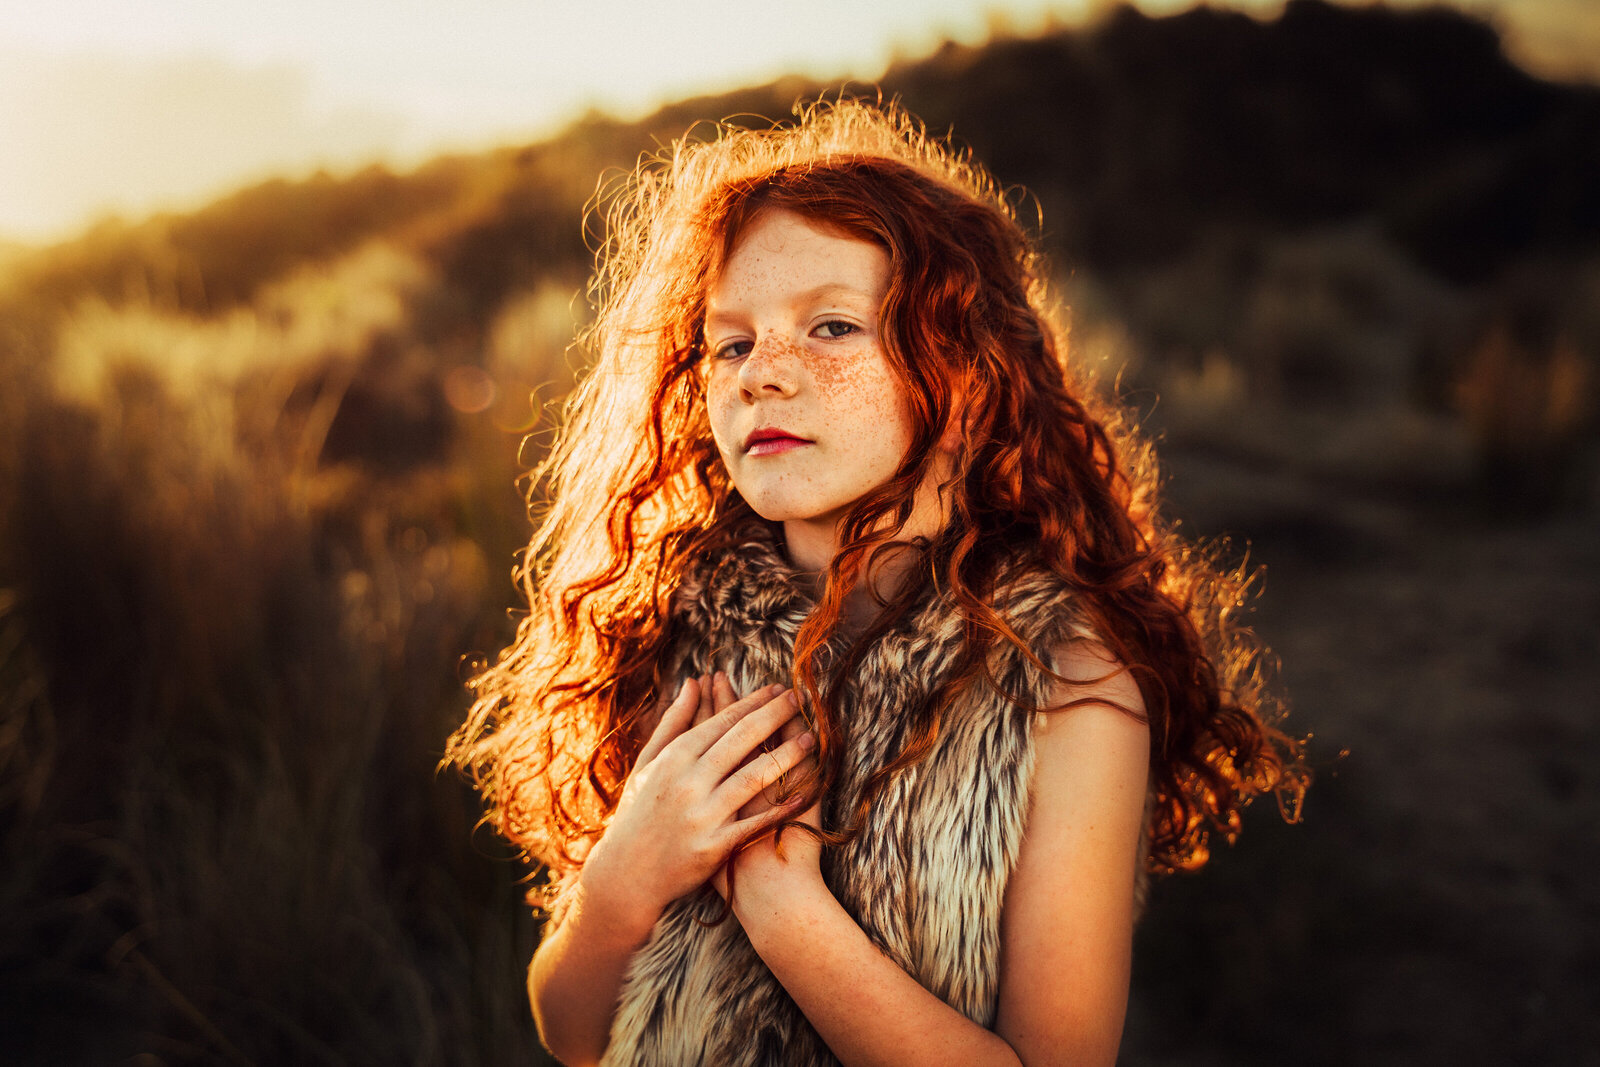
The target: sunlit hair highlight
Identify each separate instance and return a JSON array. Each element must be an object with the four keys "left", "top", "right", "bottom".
[{"left": 446, "top": 99, "right": 1308, "bottom": 901}]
